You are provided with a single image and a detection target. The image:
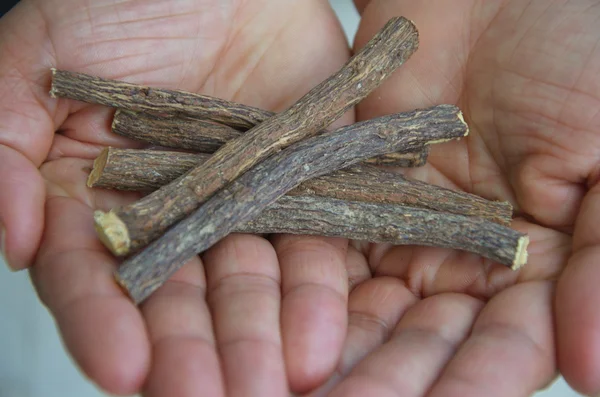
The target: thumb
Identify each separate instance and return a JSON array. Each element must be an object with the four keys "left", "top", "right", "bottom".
[
  {"left": 556, "top": 183, "right": 600, "bottom": 396},
  {"left": 0, "top": 2, "right": 64, "bottom": 270},
  {"left": 0, "top": 147, "right": 45, "bottom": 271}
]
